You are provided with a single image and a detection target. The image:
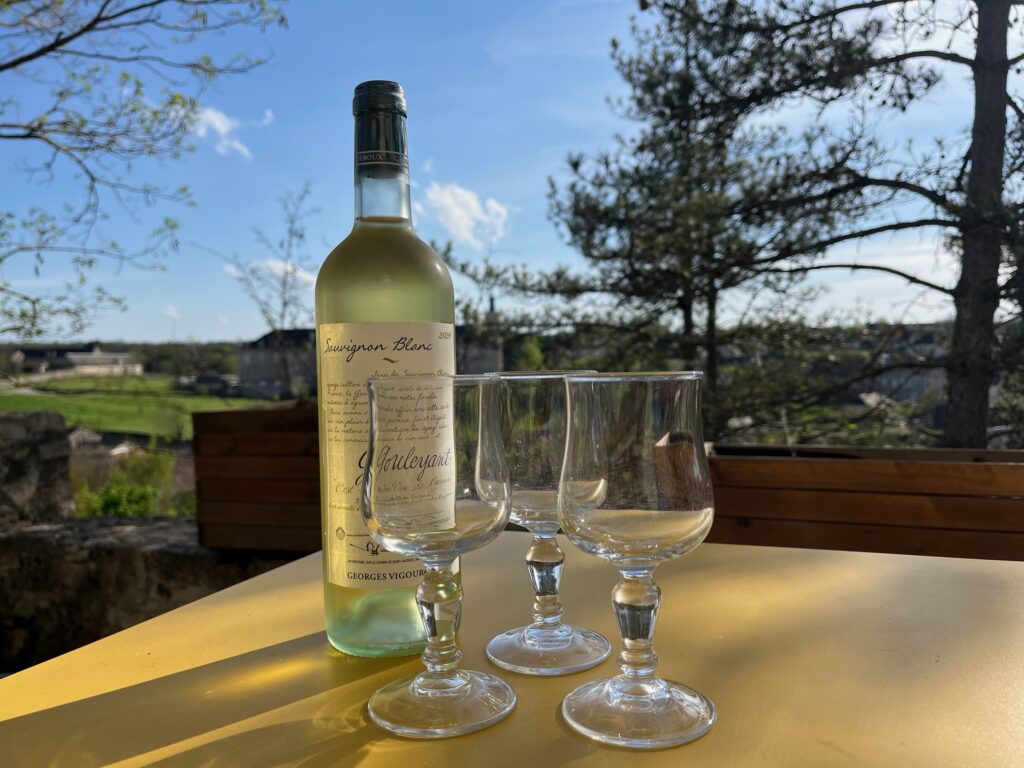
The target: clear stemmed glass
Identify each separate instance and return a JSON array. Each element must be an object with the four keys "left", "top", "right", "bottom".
[
  {"left": 558, "top": 372, "right": 716, "bottom": 749},
  {"left": 362, "top": 373, "right": 515, "bottom": 738},
  {"left": 485, "top": 372, "right": 611, "bottom": 676}
]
